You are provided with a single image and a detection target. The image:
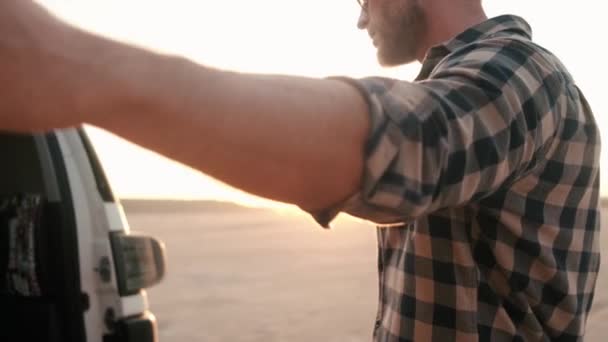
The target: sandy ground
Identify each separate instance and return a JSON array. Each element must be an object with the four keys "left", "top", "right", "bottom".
[{"left": 122, "top": 201, "right": 608, "bottom": 342}]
